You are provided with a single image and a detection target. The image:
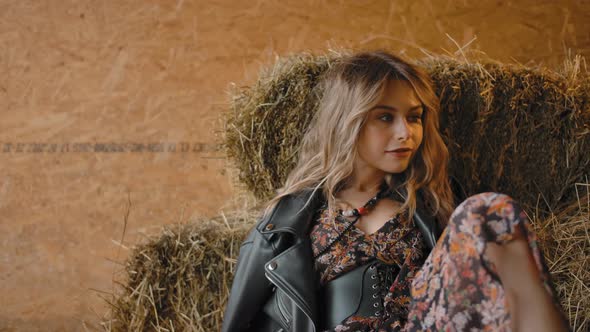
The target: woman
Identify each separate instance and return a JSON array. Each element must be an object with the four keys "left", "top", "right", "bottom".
[{"left": 221, "top": 51, "right": 570, "bottom": 332}]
